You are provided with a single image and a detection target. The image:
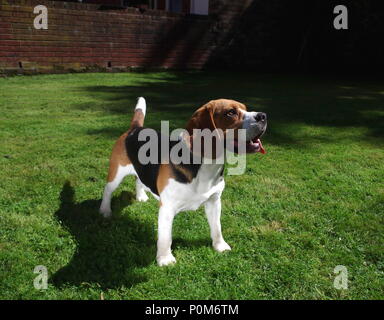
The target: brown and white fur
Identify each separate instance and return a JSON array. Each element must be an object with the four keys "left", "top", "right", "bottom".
[{"left": 99, "top": 97, "right": 267, "bottom": 266}]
